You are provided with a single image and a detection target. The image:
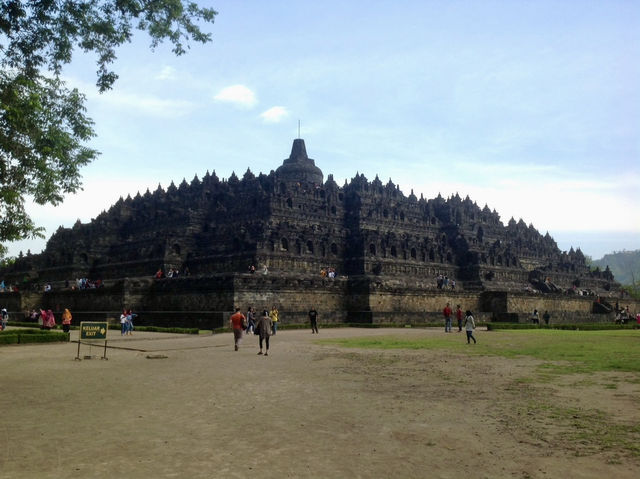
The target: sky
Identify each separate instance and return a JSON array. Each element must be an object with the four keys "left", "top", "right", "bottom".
[{"left": 5, "top": 0, "right": 640, "bottom": 260}]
